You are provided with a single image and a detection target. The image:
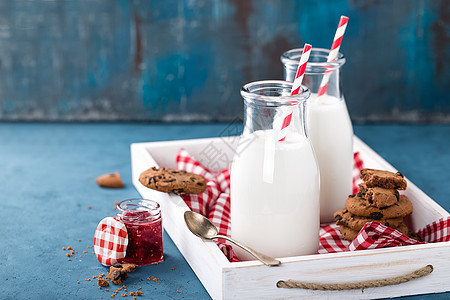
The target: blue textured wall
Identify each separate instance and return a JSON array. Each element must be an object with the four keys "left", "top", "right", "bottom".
[{"left": 0, "top": 0, "right": 449, "bottom": 122}]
